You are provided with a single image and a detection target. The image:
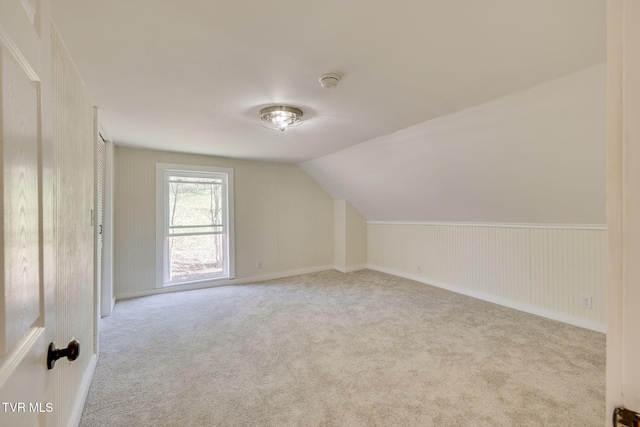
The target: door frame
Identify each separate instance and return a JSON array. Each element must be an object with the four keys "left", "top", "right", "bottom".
[
  {"left": 606, "top": 0, "right": 640, "bottom": 423},
  {"left": 97, "top": 121, "right": 114, "bottom": 318}
]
